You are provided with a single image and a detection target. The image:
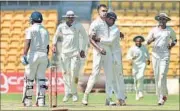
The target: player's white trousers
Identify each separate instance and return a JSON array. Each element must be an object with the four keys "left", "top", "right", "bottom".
[
  {"left": 111, "top": 51, "right": 126, "bottom": 100},
  {"left": 85, "top": 47, "right": 113, "bottom": 99},
  {"left": 60, "top": 52, "right": 81, "bottom": 96},
  {"left": 152, "top": 55, "right": 169, "bottom": 99},
  {"left": 23, "top": 52, "right": 48, "bottom": 104},
  {"left": 132, "top": 63, "right": 146, "bottom": 93}
]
